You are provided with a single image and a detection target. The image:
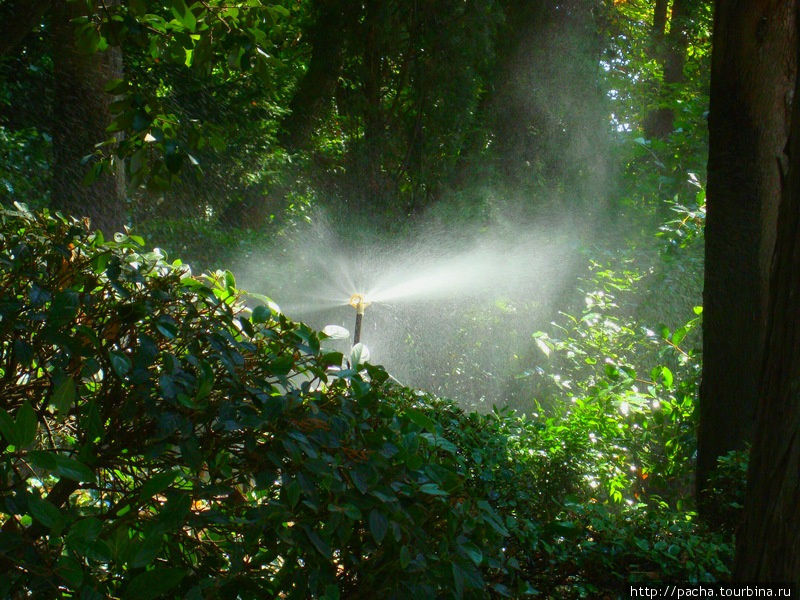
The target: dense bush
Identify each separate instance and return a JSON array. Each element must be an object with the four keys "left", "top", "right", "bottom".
[
  {"left": 424, "top": 399, "right": 734, "bottom": 597},
  {"left": 0, "top": 206, "right": 734, "bottom": 598},
  {"left": 0, "top": 206, "right": 527, "bottom": 598}
]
